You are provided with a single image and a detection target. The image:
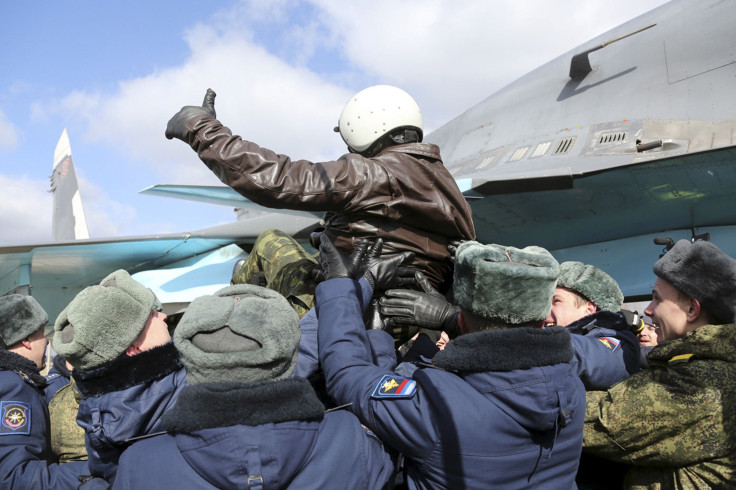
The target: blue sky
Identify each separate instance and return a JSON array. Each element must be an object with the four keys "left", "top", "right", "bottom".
[{"left": 0, "top": 0, "right": 669, "bottom": 244}]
